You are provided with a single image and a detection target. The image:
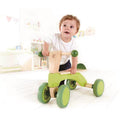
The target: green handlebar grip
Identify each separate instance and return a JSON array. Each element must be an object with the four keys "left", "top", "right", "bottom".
[
  {"left": 38, "top": 51, "right": 43, "bottom": 57},
  {"left": 71, "top": 50, "right": 78, "bottom": 57}
]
